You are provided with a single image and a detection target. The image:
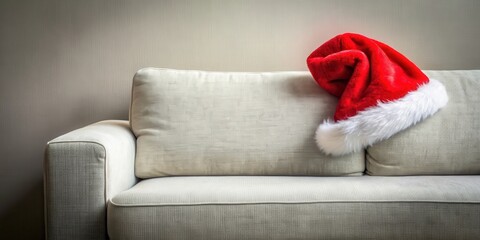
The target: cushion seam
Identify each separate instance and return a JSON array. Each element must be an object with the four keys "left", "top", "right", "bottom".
[{"left": 109, "top": 199, "right": 480, "bottom": 207}]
